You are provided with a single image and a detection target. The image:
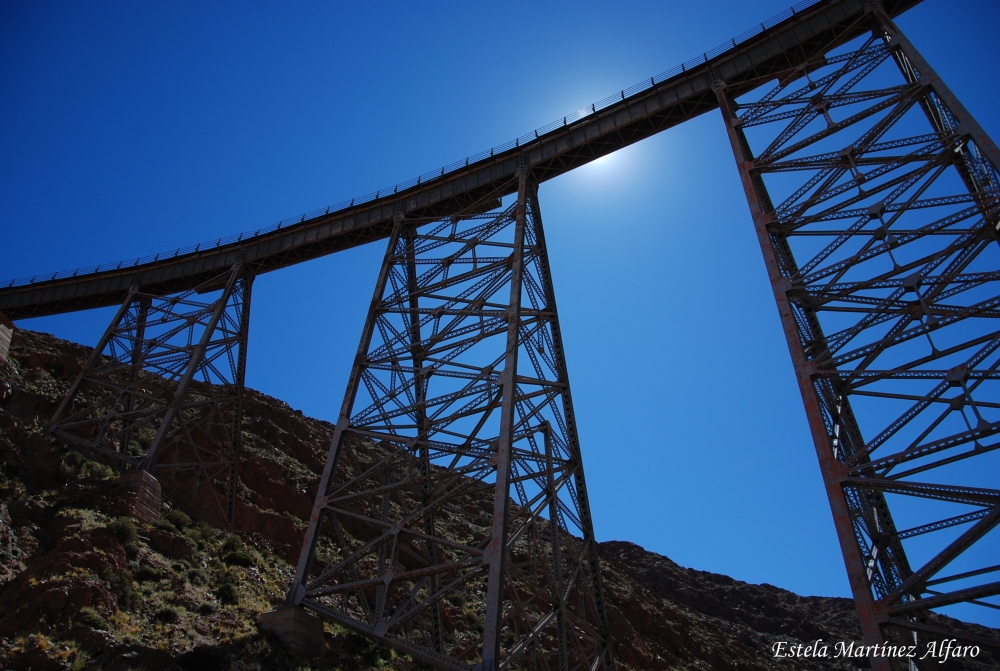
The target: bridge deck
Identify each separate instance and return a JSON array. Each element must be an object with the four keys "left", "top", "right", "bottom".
[{"left": 1, "top": 0, "right": 919, "bottom": 320}]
